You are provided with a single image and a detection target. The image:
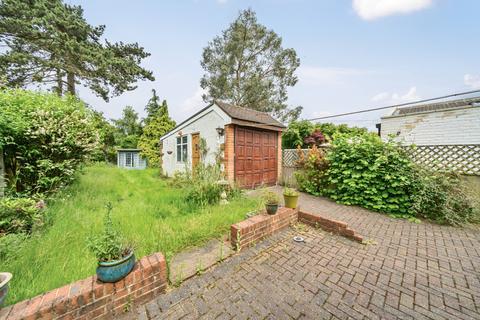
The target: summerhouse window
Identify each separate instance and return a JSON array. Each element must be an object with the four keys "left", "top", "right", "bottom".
[
  {"left": 176, "top": 136, "right": 188, "bottom": 162},
  {"left": 125, "top": 152, "right": 134, "bottom": 167}
]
